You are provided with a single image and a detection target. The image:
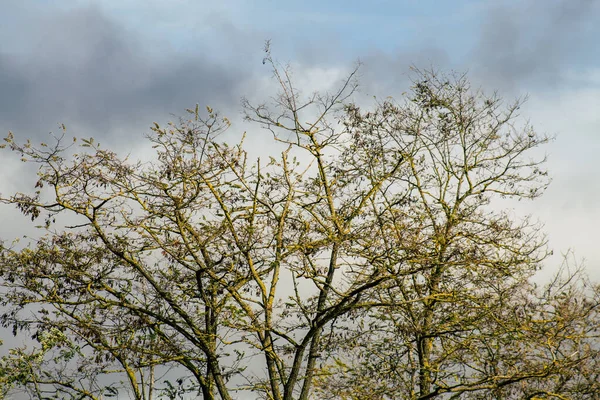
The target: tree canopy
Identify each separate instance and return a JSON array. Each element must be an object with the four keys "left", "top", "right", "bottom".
[{"left": 1, "top": 58, "right": 599, "bottom": 399}]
